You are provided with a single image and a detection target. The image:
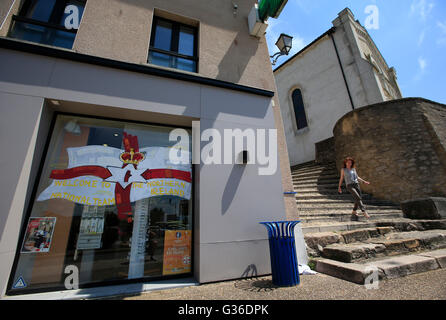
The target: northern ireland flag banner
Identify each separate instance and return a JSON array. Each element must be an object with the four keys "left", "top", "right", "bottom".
[{"left": 37, "top": 133, "right": 191, "bottom": 220}]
